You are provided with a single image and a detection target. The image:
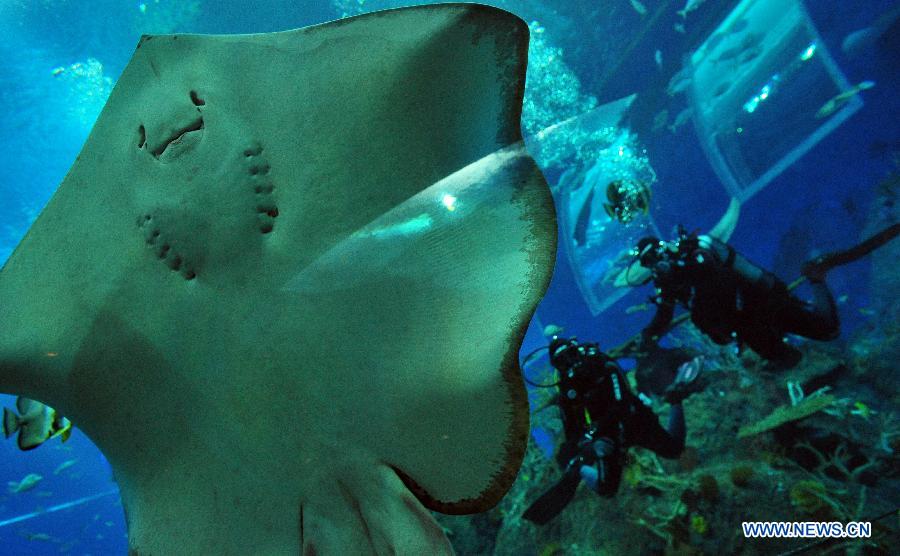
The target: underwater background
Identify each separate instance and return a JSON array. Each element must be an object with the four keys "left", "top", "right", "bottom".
[{"left": 0, "top": 0, "right": 897, "bottom": 554}]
